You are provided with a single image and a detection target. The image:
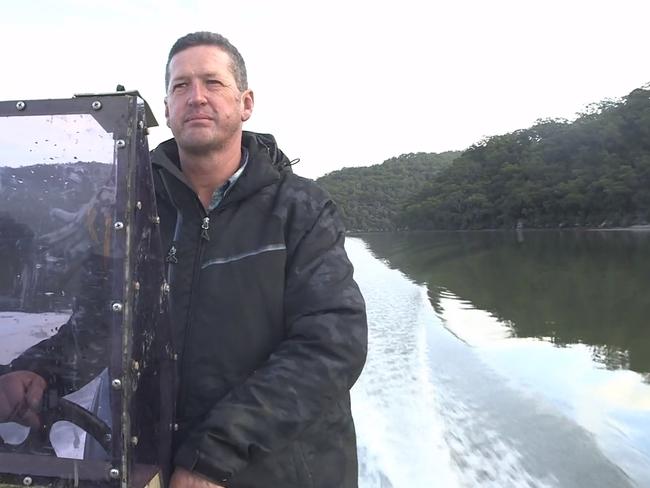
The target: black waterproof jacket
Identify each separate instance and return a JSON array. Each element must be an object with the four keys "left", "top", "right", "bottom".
[{"left": 151, "top": 132, "right": 368, "bottom": 487}]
